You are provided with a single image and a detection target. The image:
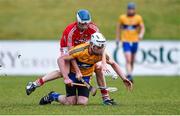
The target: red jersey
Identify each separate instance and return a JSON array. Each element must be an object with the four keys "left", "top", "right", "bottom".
[{"left": 60, "top": 22, "right": 99, "bottom": 48}]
